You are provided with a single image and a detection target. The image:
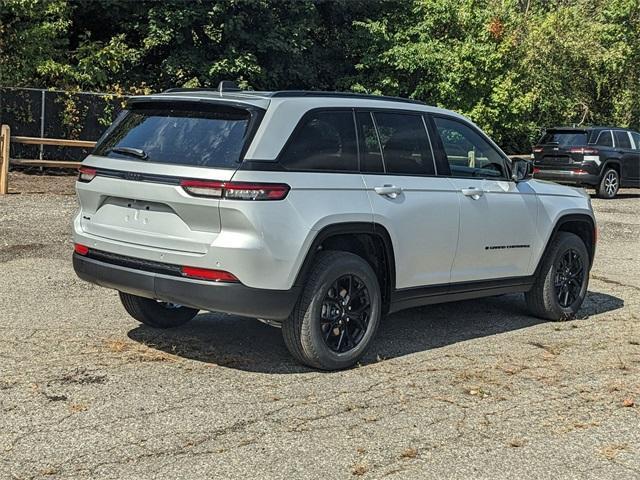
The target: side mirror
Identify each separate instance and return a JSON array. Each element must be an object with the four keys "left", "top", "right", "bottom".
[{"left": 511, "top": 157, "right": 533, "bottom": 182}]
